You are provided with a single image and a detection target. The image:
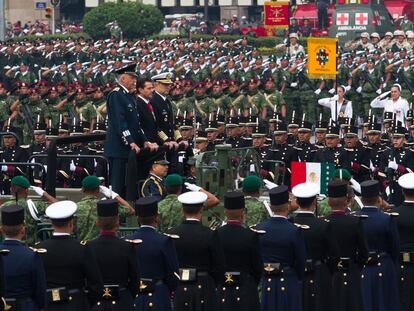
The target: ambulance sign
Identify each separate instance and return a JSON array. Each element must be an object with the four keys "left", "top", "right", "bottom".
[
  {"left": 355, "top": 12, "right": 368, "bottom": 25},
  {"left": 336, "top": 13, "right": 349, "bottom": 25}
]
